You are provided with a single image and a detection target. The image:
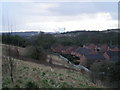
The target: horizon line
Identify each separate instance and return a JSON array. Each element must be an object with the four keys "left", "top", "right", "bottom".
[{"left": 0, "top": 28, "right": 119, "bottom": 33}]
